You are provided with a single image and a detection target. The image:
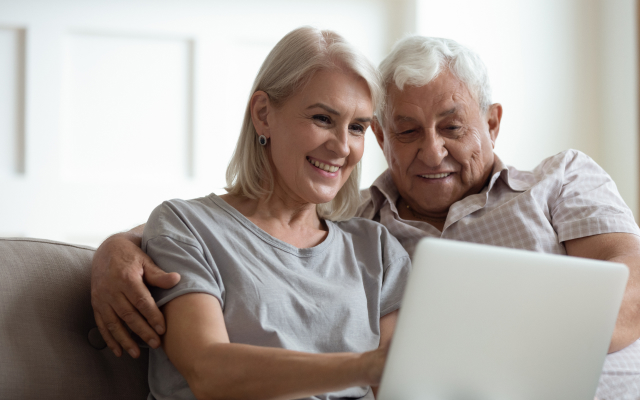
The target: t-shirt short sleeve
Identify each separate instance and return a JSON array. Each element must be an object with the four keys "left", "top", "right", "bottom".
[
  {"left": 378, "top": 227, "right": 412, "bottom": 317},
  {"left": 142, "top": 200, "right": 225, "bottom": 308},
  {"left": 380, "top": 255, "right": 411, "bottom": 317},
  {"left": 550, "top": 150, "right": 640, "bottom": 242}
]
